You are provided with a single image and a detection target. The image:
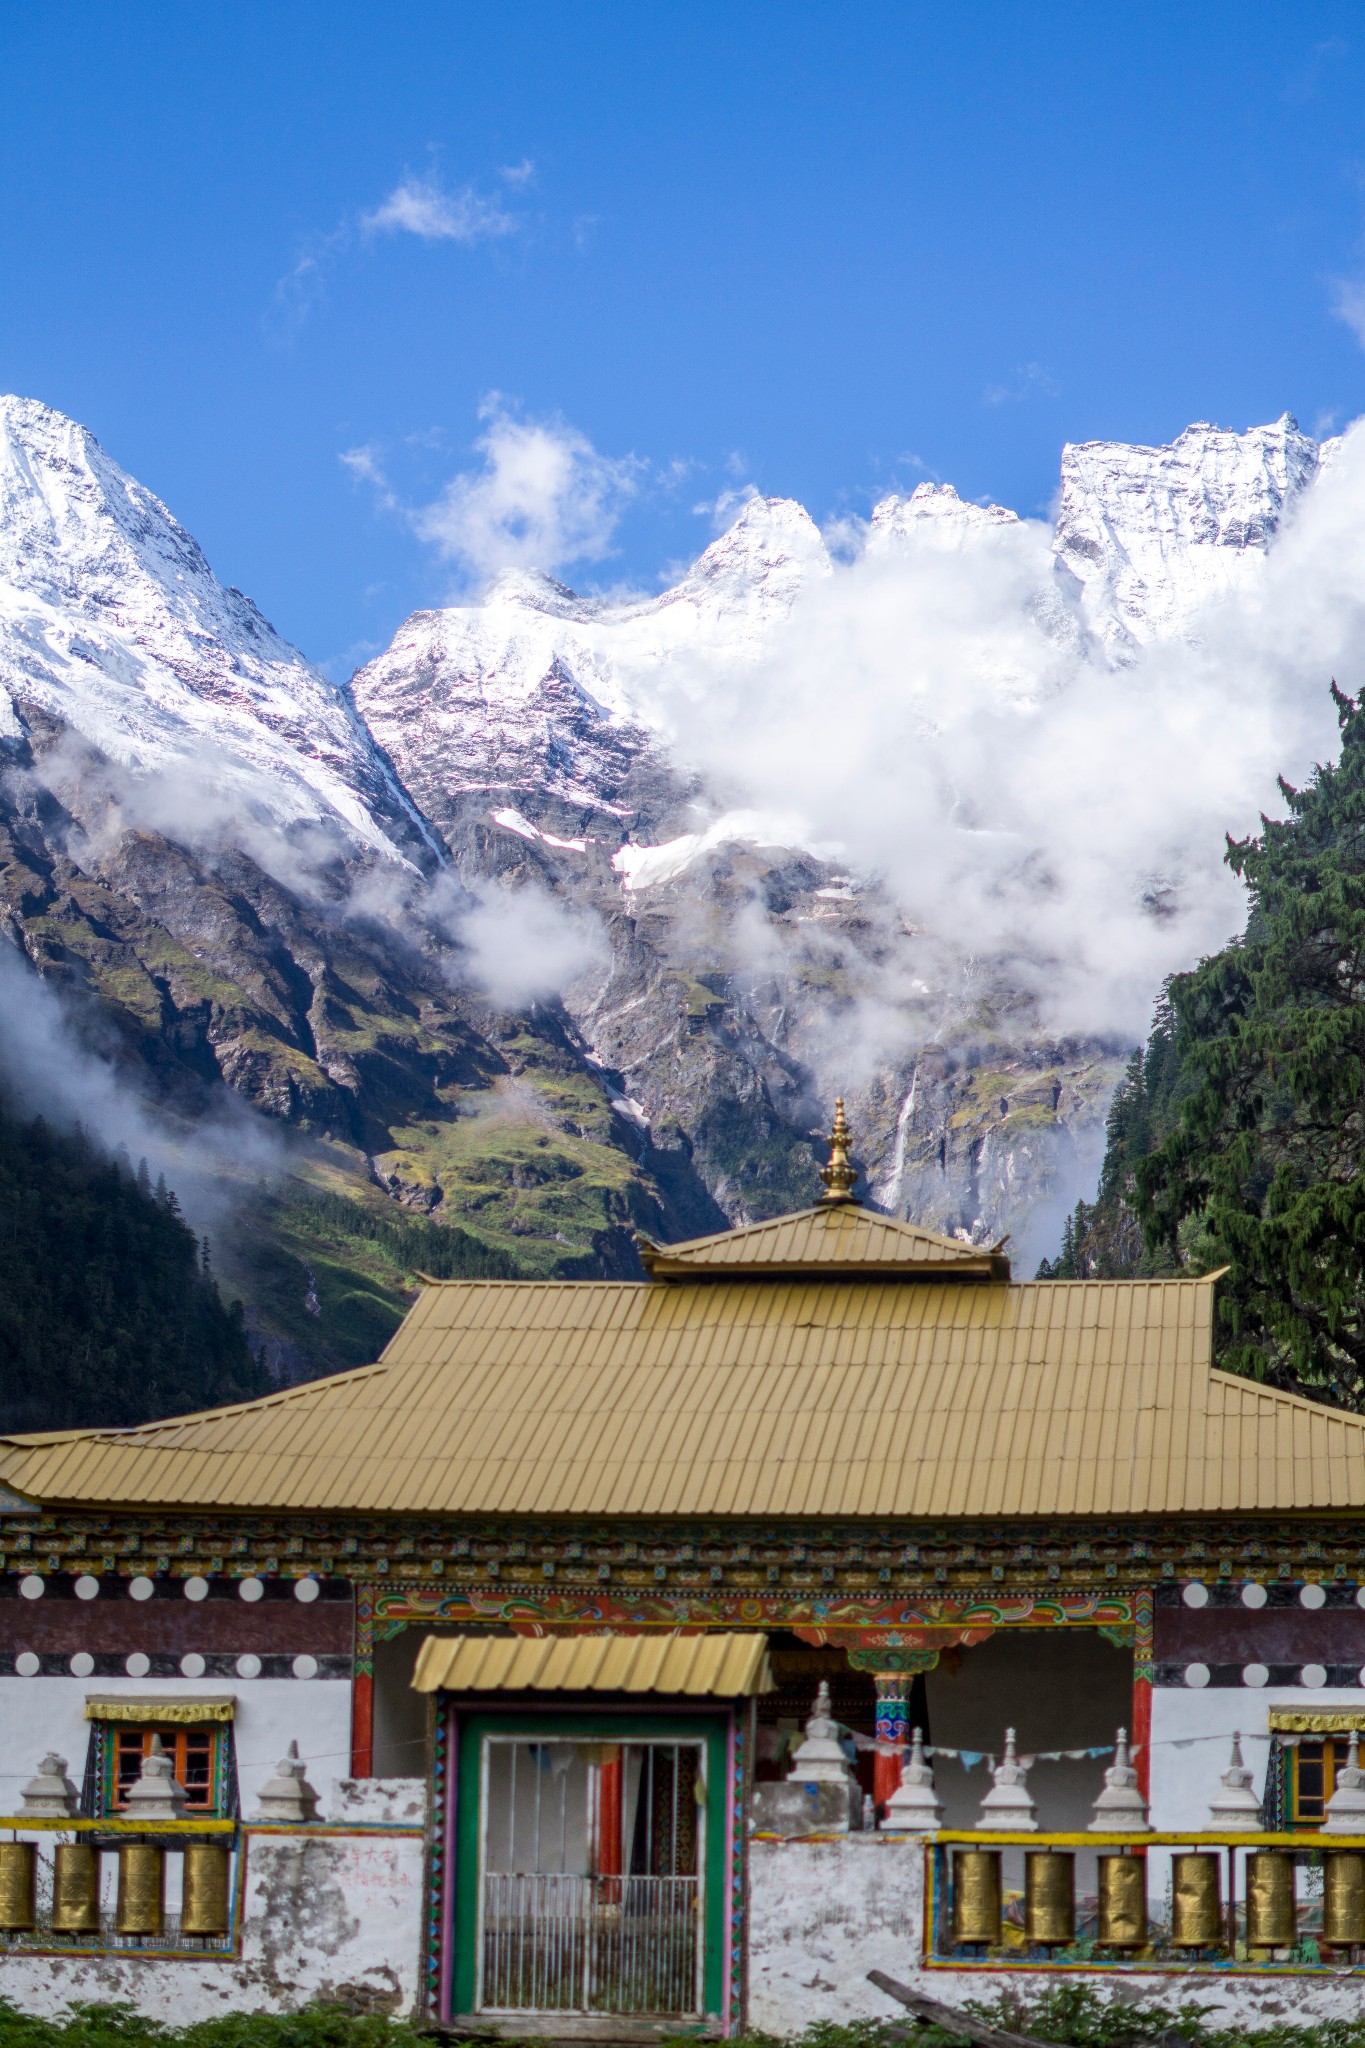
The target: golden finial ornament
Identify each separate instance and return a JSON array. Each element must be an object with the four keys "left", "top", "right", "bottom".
[{"left": 818, "top": 1097, "right": 857, "bottom": 1204}]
